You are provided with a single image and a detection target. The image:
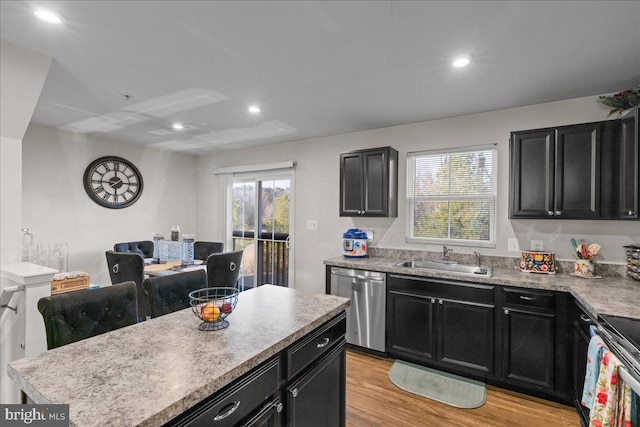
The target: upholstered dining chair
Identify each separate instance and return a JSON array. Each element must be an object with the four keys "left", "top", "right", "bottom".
[
  {"left": 143, "top": 270, "right": 207, "bottom": 318},
  {"left": 37, "top": 281, "right": 138, "bottom": 350},
  {"left": 105, "top": 250, "right": 149, "bottom": 320},
  {"left": 193, "top": 241, "right": 224, "bottom": 261},
  {"left": 113, "top": 240, "right": 154, "bottom": 258},
  {"left": 206, "top": 250, "right": 244, "bottom": 289}
]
